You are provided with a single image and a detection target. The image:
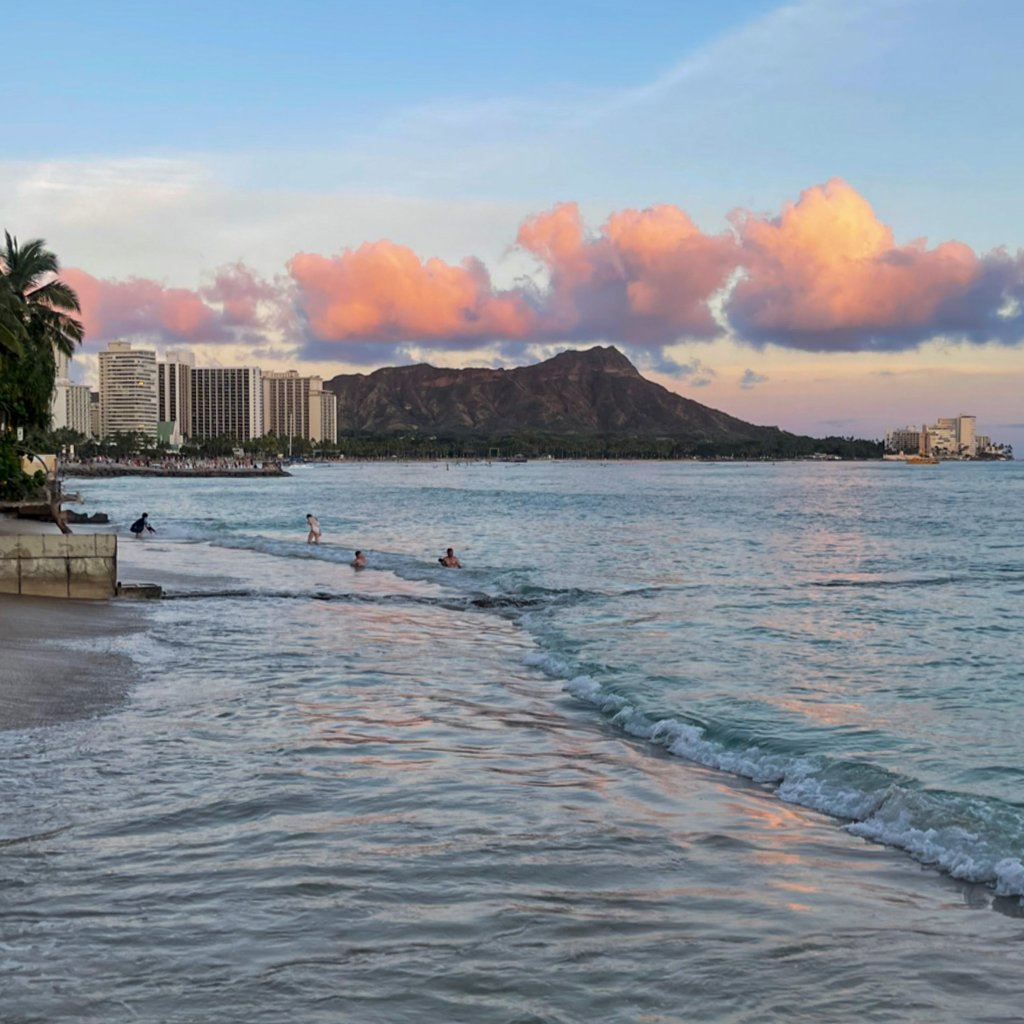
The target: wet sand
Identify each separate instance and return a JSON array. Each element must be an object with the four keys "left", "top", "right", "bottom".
[{"left": 0, "top": 595, "right": 139, "bottom": 731}]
